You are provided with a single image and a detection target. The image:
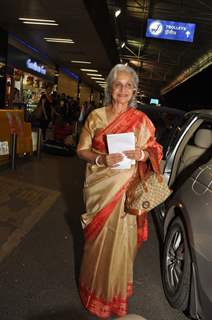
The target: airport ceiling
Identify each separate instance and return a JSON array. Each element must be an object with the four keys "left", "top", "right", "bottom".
[{"left": 1, "top": 0, "right": 212, "bottom": 98}]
